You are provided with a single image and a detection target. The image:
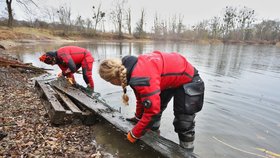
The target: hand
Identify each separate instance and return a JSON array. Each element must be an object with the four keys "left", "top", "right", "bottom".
[
  {"left": 126, "top": 116, "right": 140, "bottom": 125},
  {"left": 127, "top": 131, "right": 137, "bottom": 143},
  {"left": 66, "top": 77, "right": 75, "bottom": 85}
]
